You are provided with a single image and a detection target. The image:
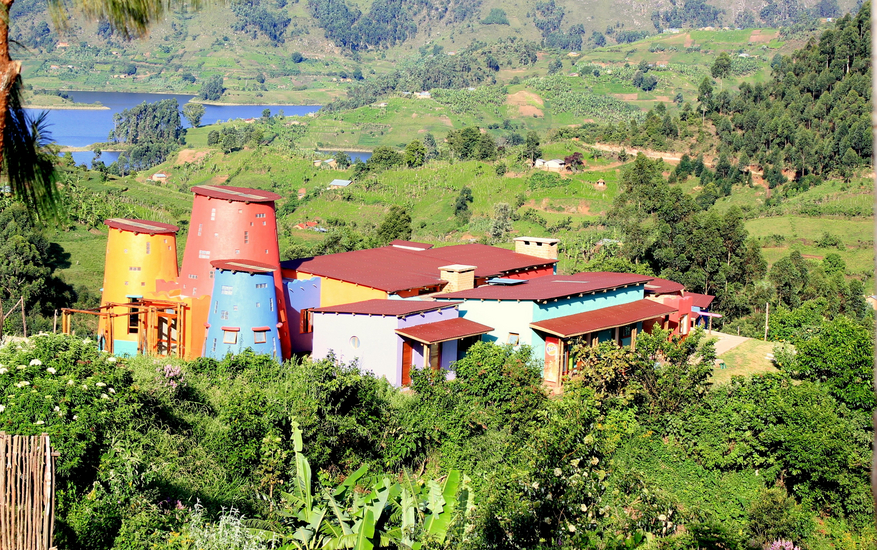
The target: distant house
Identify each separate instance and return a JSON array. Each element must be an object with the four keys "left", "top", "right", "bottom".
[
  {"left": 152, "top": 173, "right": 168, "bottom": 182},
  {"left": 297, "top": 188, "right": 307, "bottom": 200},
  {"left": 534, "top": 158, "right": 546, "bottom": 168},
  {"left": 535, "top": 159, "right": 565, "bottom": 172},
  {"left": 595, "top": 178, "right": 606, "bottom": 189},
  {"left": 329, "top": 179, "right": 352, "bottom": 189},
  {"left": 415, "top": 91, "right": 431, "bottom": 99}
]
